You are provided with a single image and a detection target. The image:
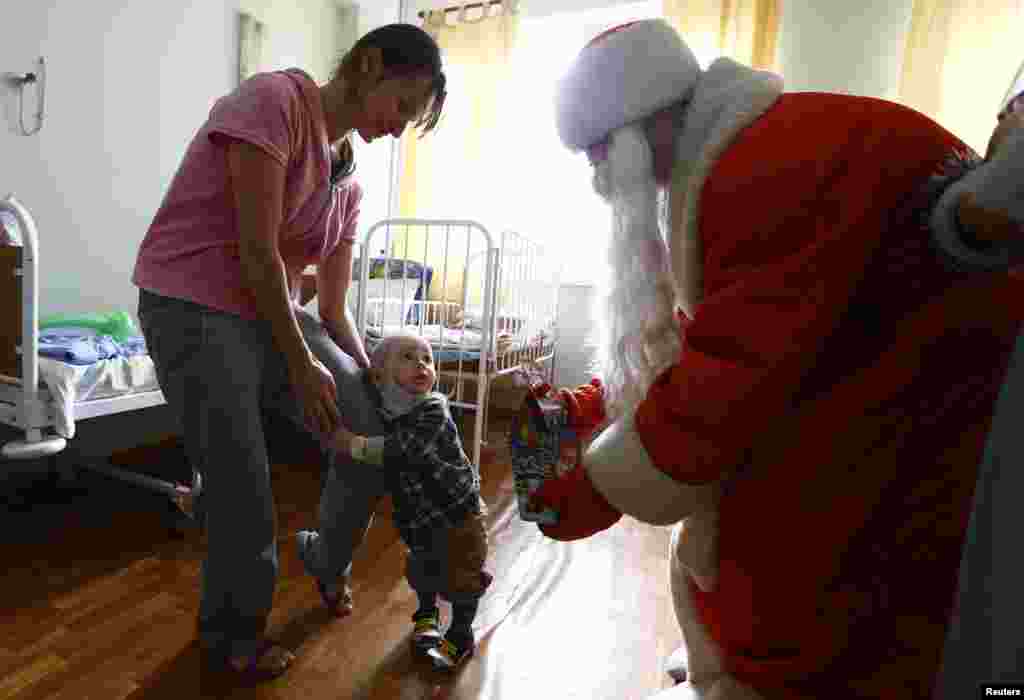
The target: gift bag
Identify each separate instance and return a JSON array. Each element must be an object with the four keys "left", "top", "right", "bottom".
[{"left": 509, "top": 383, "right": 593, "bottom": 524}]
